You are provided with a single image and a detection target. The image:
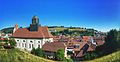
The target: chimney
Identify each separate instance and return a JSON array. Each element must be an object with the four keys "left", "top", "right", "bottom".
[{"left": 13, "top": 24, "right": 18, "bottom": 33}]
